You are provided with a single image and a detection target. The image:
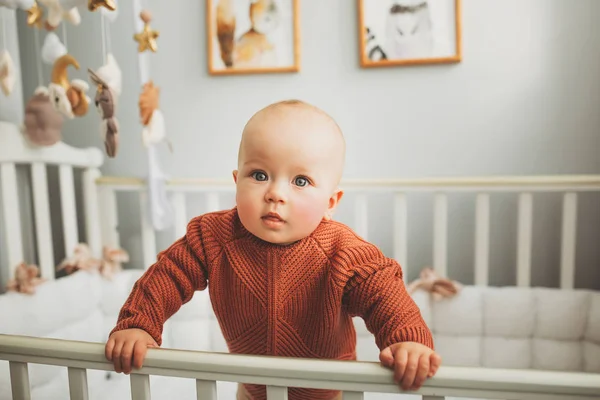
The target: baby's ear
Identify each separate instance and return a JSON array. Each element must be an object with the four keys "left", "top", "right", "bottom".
[
  {"left": 324, "top": 189, "right": 344, "bottom": 220},
  {"left": 232, "top": 170, "right": 238, "bottom": 183}
]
